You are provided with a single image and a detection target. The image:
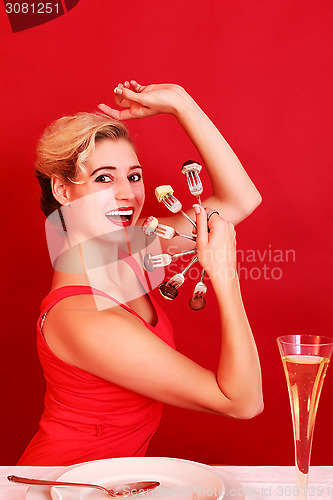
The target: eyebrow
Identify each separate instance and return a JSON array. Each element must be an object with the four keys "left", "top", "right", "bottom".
[{"left": 90, "top": 165, "right": 143, "bottom": 177}]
